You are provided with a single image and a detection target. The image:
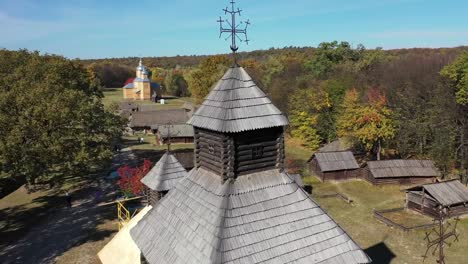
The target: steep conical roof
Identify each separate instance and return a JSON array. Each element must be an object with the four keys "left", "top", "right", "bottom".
[
  {"left": 188, "top": 66, "right": 289, "bottom": 133},
  {"left": 141, "top": 152, "right": 188, "bottom": 192},
  {"left": 131, "top": 168, "right": 371, "bottom": 264}
]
